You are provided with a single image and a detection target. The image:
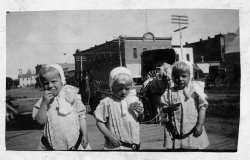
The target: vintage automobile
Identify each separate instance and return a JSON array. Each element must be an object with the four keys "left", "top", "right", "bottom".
[{"left": 139, "top": 48, "right": 176, "bottom": 123}]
